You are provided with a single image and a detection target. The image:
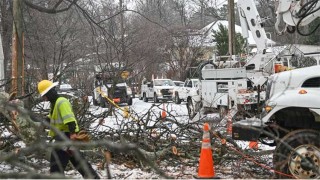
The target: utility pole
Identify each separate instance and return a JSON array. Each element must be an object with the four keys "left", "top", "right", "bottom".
[
  {"left": 12, "top": 0, "right": 24, "bottom": 96},
  {"left": 228, "top": 0, "right": 236, "bottom": 58},
  {"left": 0, "top": 33, "right": 4, "bottom": 90},
  {"left": 120, "top": 0, "right": 125, "bottom": 62}
]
